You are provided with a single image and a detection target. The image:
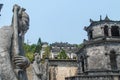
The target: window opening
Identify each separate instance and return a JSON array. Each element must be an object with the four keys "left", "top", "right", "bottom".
[{"left": 111, "top": 26, "right": 119, "bottom": 36}]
